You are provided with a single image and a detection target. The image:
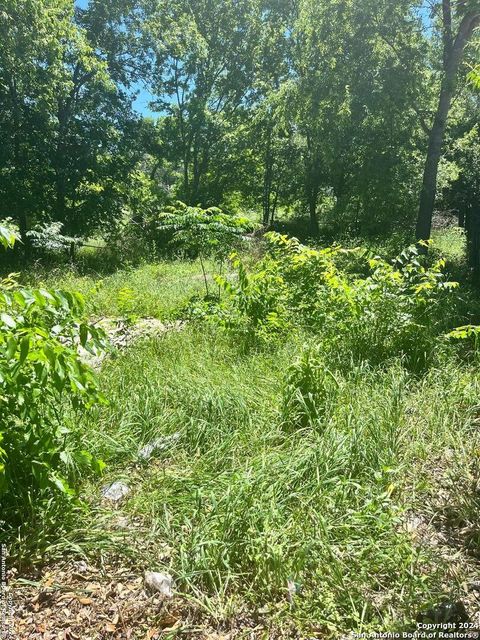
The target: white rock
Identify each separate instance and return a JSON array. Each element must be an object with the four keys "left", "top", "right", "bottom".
[
  {"left": 144, "top": 571, "right": 174, "bottom": 597},
  {"left": 101, "top": 481, "right": 130, "bottom": 503}
]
